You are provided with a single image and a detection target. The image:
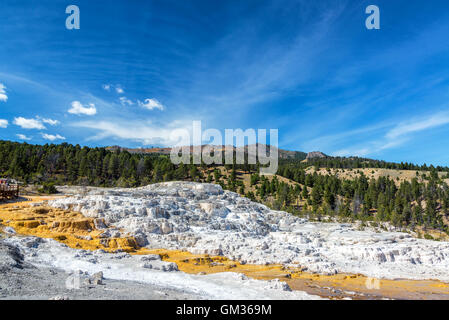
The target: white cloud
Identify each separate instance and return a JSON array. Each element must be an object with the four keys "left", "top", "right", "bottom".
[
  {"left": 119, "top": 97, "right": 134, "bottom": 106},
  {"left": 115, "top": 86, "right": 124, "bottom": 94},
  {"left": 0, "top": 119, "right": 8, "bottom": 128},
  {"left": 16, "top": 134, "right": 31, "bottom": 141},
  {"left": 138, "top": 98, "right": 165, "bottom": 111},
  {"left": 386, "top": 114, "right": 449, "bottom": 139},
  {"left": 68, "top": 101, "right": 97, "bottom": 116},
  {"left": 102, "top": 84, "right": 124, "bottom": 94},
  {"left": 72, "top": 119, "right": 191, "bottom": 146},
  {"left": 13, "top": 117, "right": 46, "bottom": 130},
  {"left": 332, "top": 138, "right": 407, "bottom": 158},
  {"left": 41, "top": 133, "right": 65, "bottom": 141},
  {"left": 332, "top": 148, "right": 371, "bottom": 157},
  {"left": 40, "top": 118, "right": 60, "bottom": 126},
  {"left": 329, "top": 112, "right": 449, "bottom": 157},
  {"left": 0, "top": 83, "right": 8, "bottom": 102}
]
